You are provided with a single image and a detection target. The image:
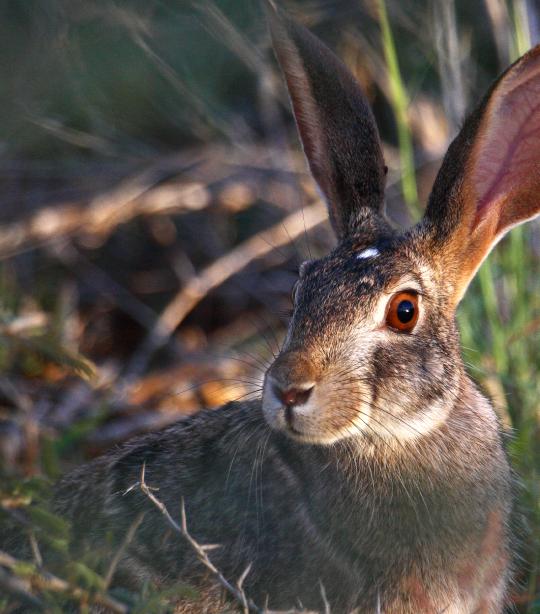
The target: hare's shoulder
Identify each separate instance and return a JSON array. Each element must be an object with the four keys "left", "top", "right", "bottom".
[
  {"left": 120, "top": 398, "right": 265, "bottom": 466},
  {"left": 53, "top": 400, "right": 266, "bottom": 525}
]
